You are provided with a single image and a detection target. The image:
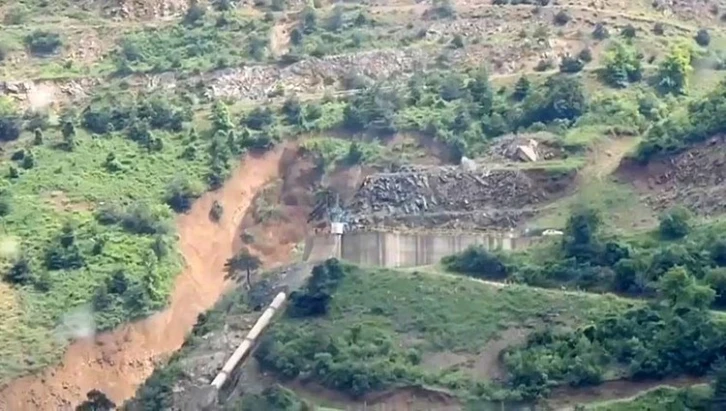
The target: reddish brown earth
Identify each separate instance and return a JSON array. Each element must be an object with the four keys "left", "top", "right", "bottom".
[{"left": 0, "top": 148, "right": 287, "bottom": 410}]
